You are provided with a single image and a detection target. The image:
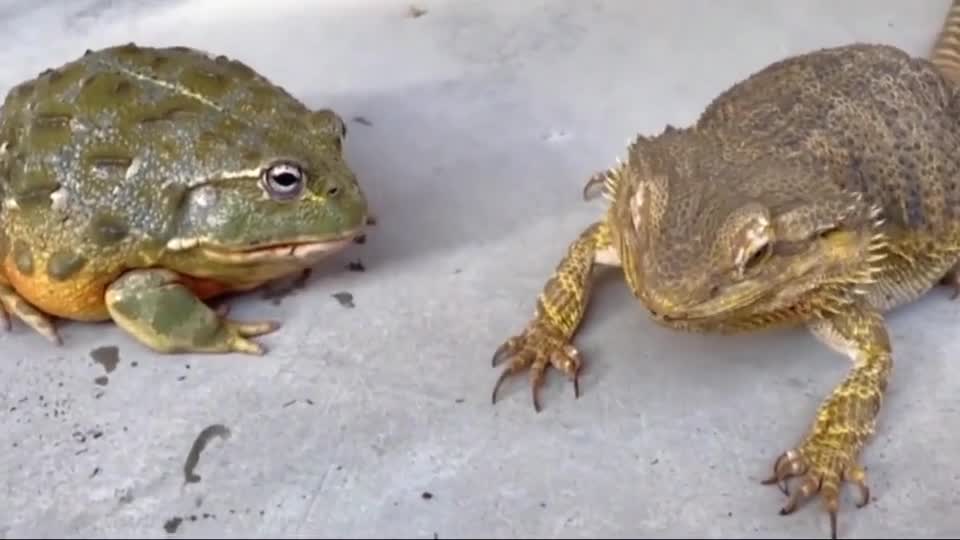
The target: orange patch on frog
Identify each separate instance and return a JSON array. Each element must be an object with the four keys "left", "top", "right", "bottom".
[
  {"left": 2, "top": 258, "right": 116, "bottom": 321},
  {"left": 1, "top": 256, "right": 238, "bottom": 322}
]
